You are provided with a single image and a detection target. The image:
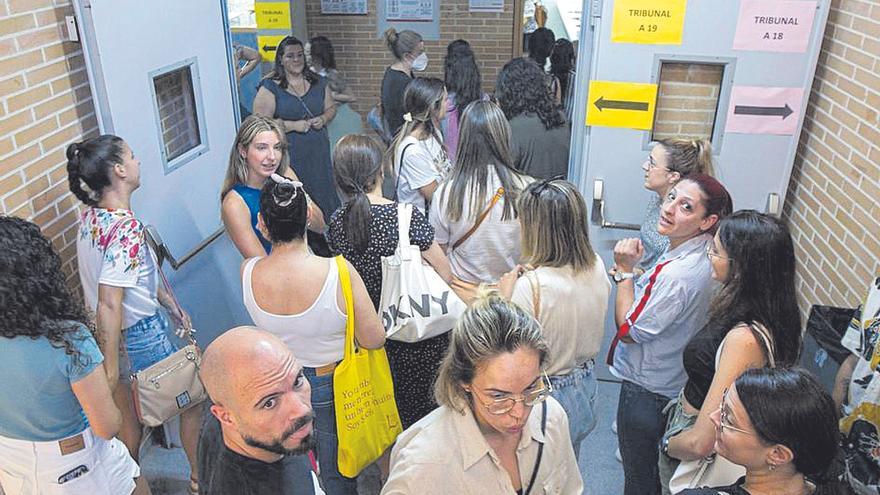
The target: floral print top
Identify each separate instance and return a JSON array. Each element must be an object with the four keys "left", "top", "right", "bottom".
[{"left": 76, "top": 207, "right": 160, "bottom": 329}]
